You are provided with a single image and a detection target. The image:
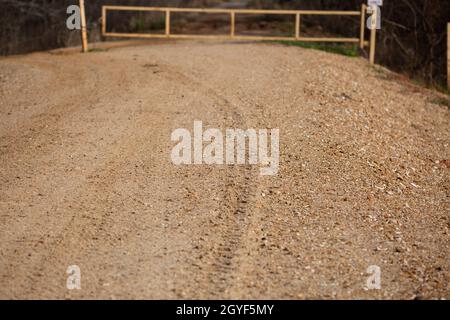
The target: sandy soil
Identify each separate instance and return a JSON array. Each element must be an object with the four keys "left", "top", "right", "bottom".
[{"left": 0, "top": 41, "right": 448, "bottom": 299}]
